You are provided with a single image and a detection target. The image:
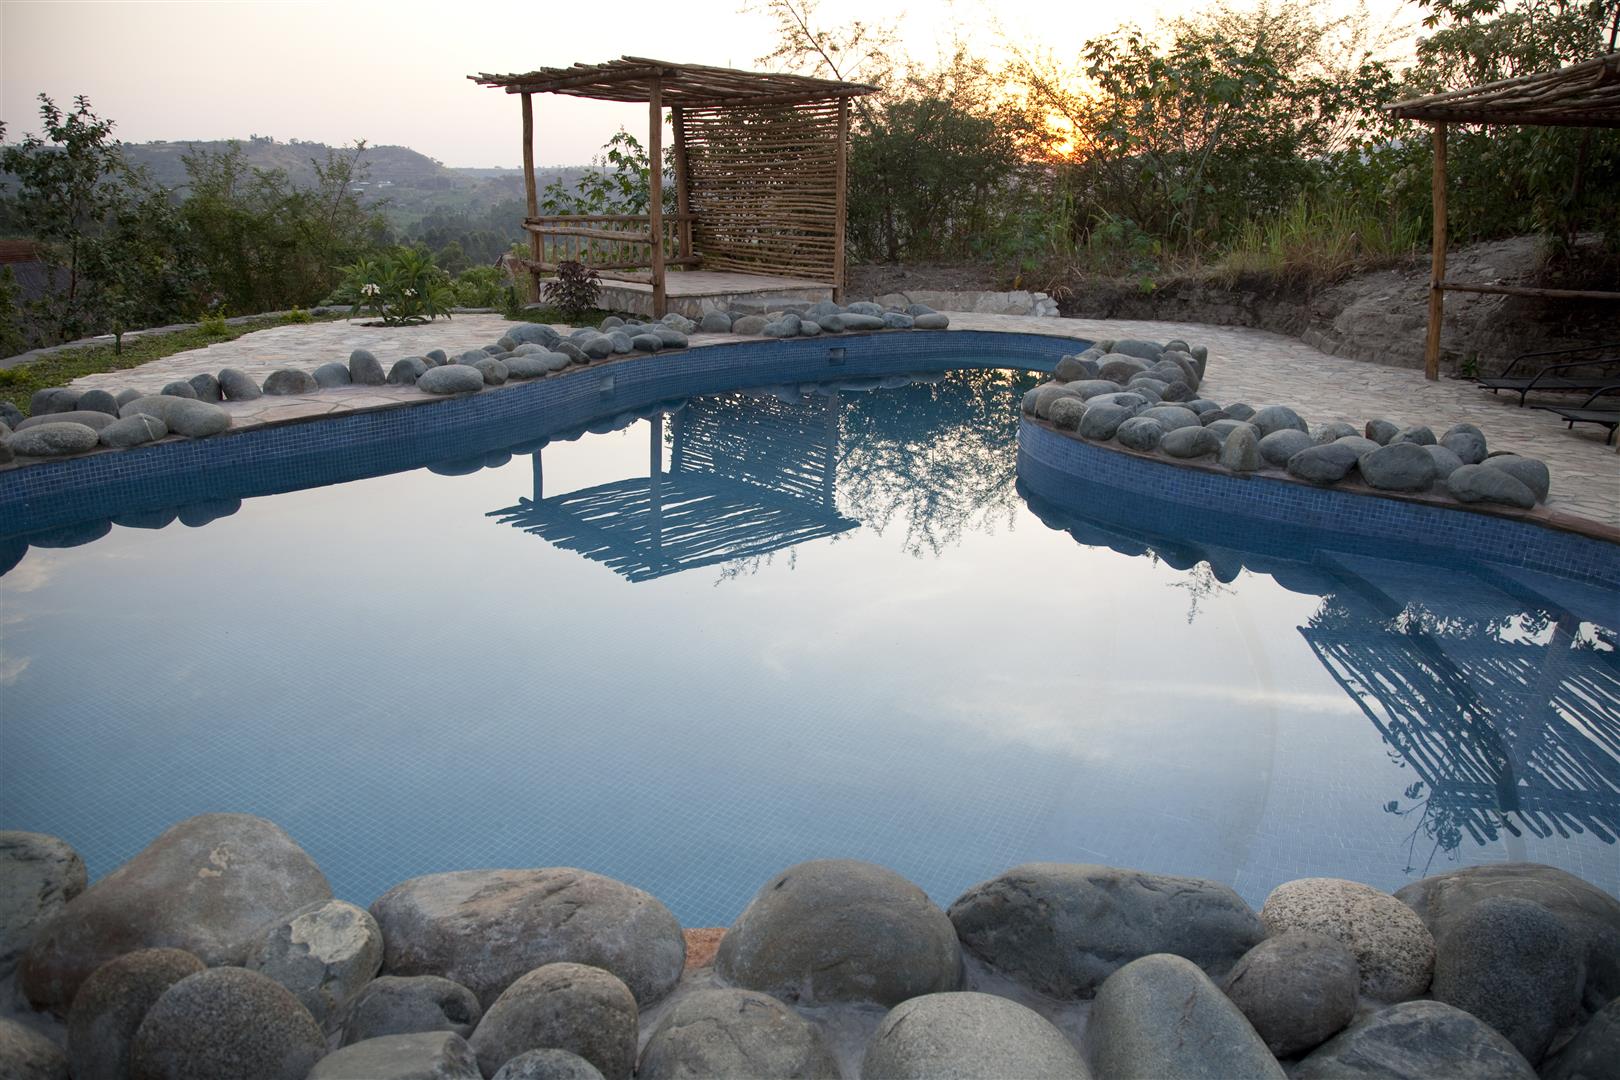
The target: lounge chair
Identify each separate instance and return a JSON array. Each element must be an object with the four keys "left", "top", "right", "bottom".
[
  {"left": 1476, "top": 343, "right": 1620, "bottom": 406},
  {"left": 1536, "top": 384, "right": 1620, "bottom": 445}
]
